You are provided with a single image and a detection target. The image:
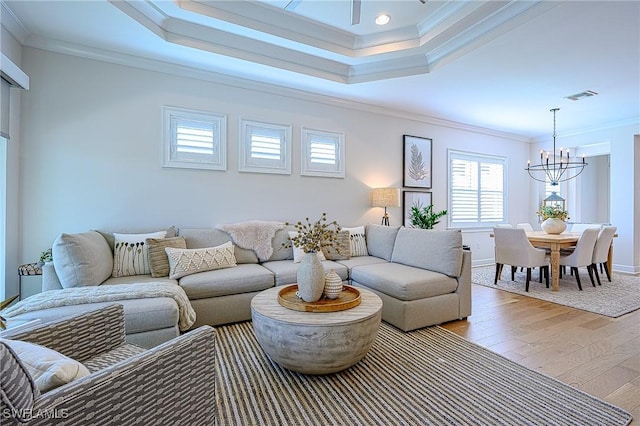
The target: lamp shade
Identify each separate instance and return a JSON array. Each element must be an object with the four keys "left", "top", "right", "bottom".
[{"left": 371, "top": 188, "right": 400, "bottom": 208}]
